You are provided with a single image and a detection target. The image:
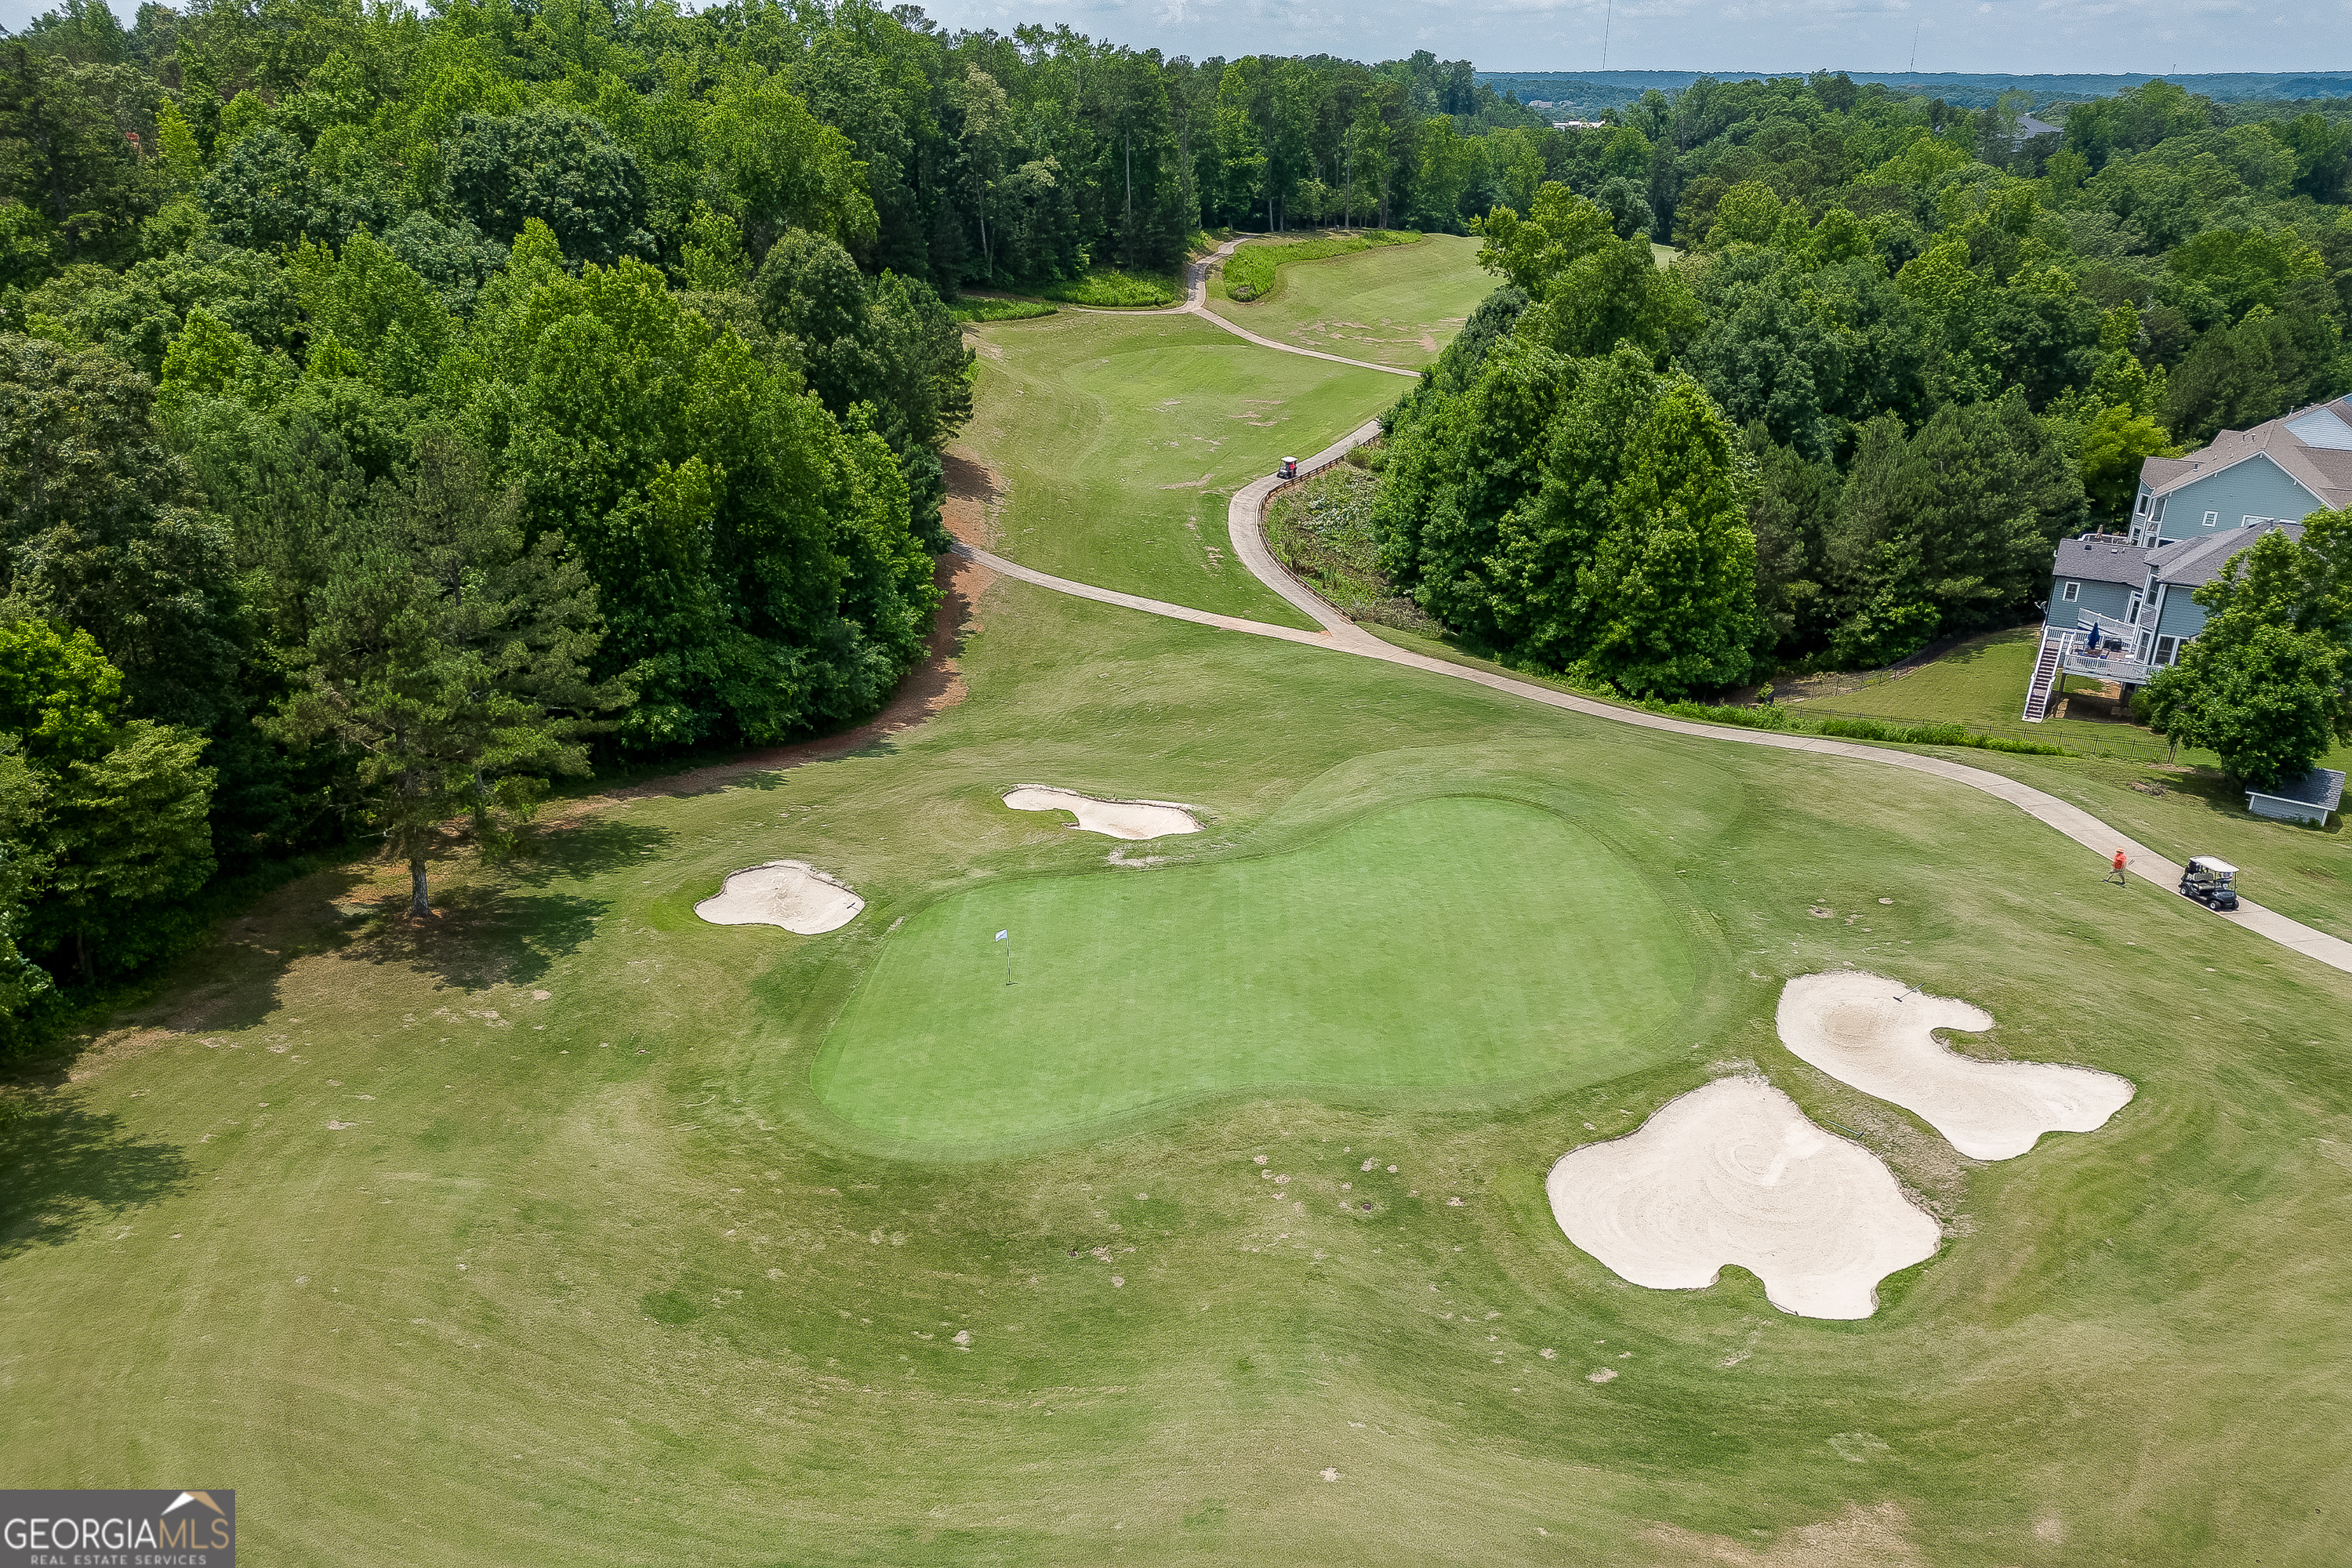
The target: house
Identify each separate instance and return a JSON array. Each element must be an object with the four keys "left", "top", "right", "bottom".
[
  {"left": 2126, "top": 397, "right": 2352, "bottom": 549},
  {"left": 2245, "top": 768, "right": 2344, "bottom": 827},
  {"left": 2026, "top": 521, "right": 2305, "bottom": 720}
]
